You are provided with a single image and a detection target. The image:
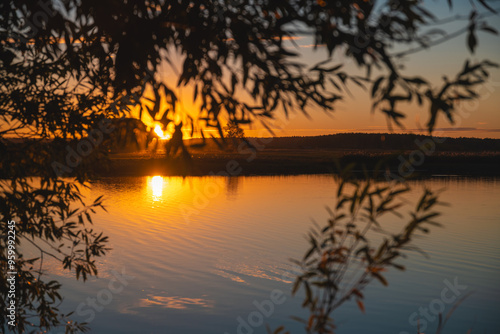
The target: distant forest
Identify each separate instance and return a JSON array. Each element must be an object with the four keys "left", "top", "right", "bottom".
[
  {"left": 6, "top": 132, "right": 500, "bottom": 153},
  {"left": 228, "top": 133, "right": 500, "bottom": 152}
]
